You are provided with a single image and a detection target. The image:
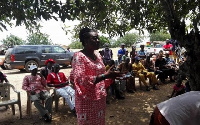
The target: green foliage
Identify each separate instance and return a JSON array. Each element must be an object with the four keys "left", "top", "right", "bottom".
[
  {"left": 150, "top": 31, "right": 171, "bottom": 42},
  {"left": 1, "top": 34, "right": 24, "bottom": 47},
  {"left": 26, "top": 32, "right": 52, "bottom": 45},
  {"left": 112, "top": 33, "right": 144, "bottom": 48},
  {"left": 99, "top": 36, "right": 110, "bottom": 48},
  {"left": 1, "top": 0, "right": 199, "bottom": 40},
  {"left": 69, "top": 41, "right": 83, "bottom": 49}
]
